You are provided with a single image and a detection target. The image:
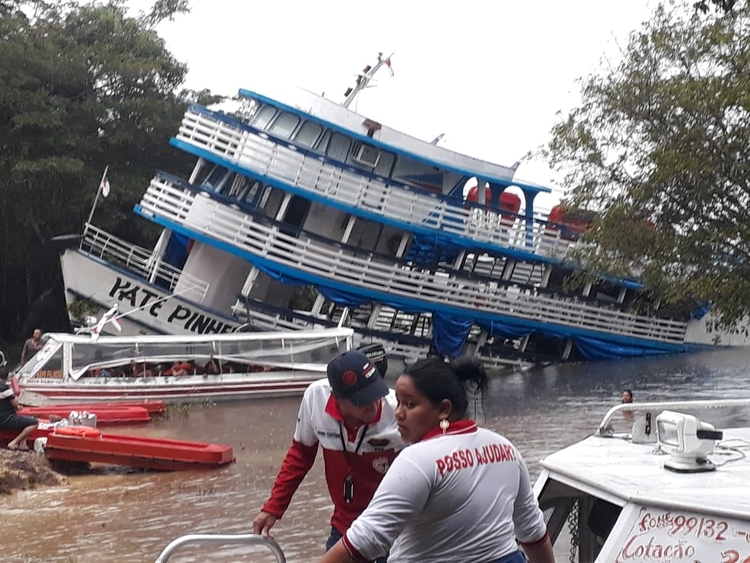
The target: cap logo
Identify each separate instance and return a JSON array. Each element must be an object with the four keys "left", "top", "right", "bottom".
[
  {"left": 342, "top": 370, "right": 358, "bottom": 386},
  {"left": 362, "top": 363, "right": 376, "bottom": 379}
]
